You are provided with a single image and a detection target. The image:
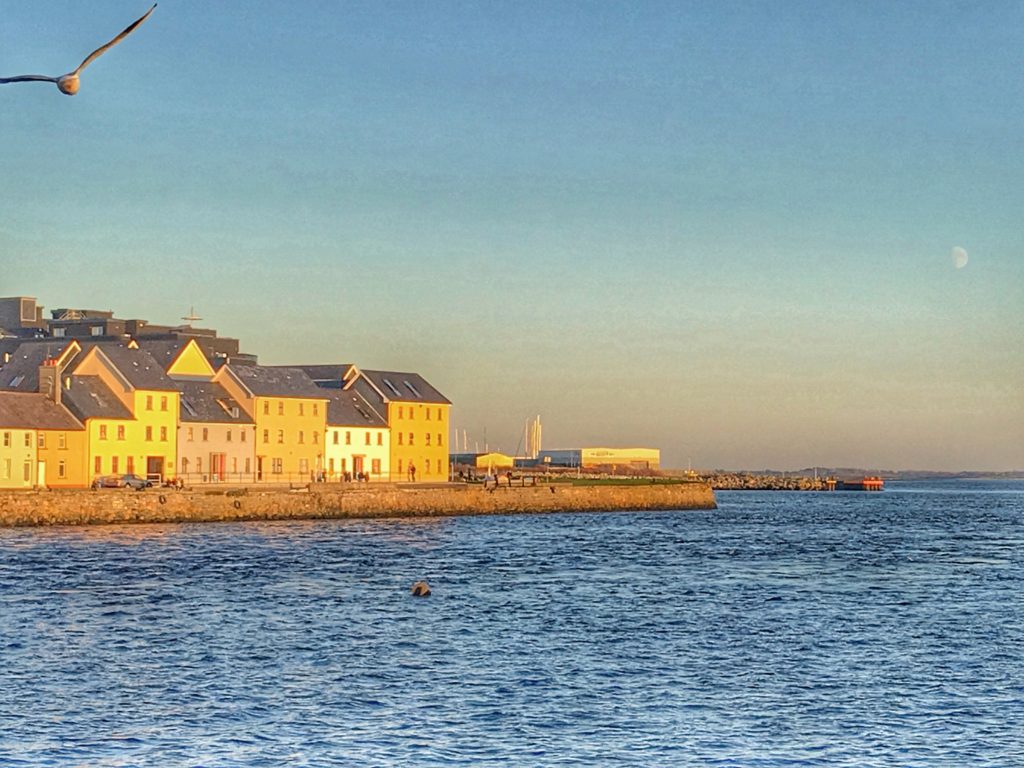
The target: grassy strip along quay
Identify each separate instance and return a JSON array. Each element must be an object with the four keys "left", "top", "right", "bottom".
[{"left": 0, "top": 482, "right": 716, "bottom": 527}]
